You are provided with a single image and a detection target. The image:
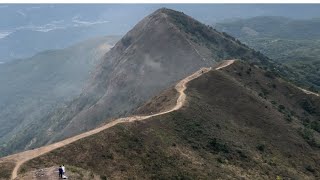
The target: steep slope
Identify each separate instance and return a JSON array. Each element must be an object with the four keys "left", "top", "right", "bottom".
[
  {"left": 0, "top": 36, "right": 120, "bottom": 157},
  {"left": 18, "top": 60, "right": 320, "bottom": 179},
  {"left": 13, "top": 8, "right": 278, "bottom": 156},
  {"left": 215, "top": 16, "right": 320, "bottom": 91}
]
